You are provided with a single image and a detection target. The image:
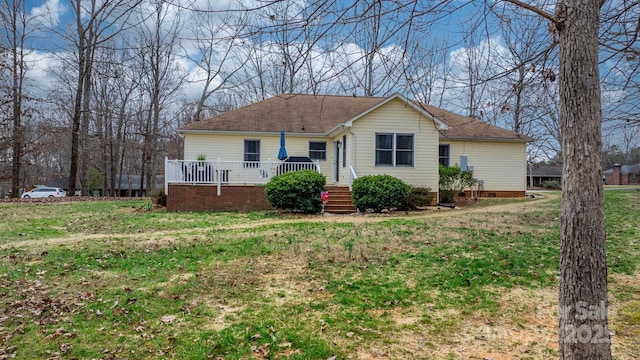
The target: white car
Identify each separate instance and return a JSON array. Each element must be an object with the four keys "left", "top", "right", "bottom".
[{"left": 21, "top": 187, "right": 66, "bottom": 198}]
